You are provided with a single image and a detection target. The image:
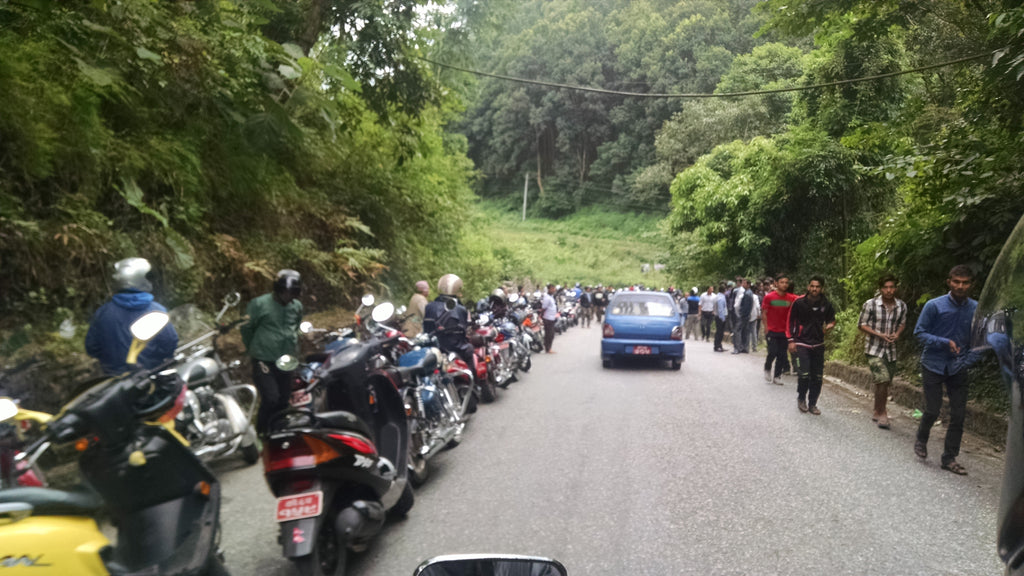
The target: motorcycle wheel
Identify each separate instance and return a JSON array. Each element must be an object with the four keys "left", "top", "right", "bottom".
[
  {"left": 458, "top": 384, "right": 478, "bottom": 414},
  {"left": 479, "top": 374, "right": 497, "bottom": 403},
  {"left": 293, "top": 519, "right": 347, "bottom": 576},
  {"left": 390, "top": 481, "right": 415, "bottom": 518},
  {"left": 519, "top": 353, "right": 532, "bottom": 373},
  {"left": 530, "top": 339, "right": 544, "bottom": 353},
  {"left": 241, "top": 441, "right": 260, "bottom": 465},
  {"left": 406, "top": 406, "right": 430, "bottom": 487},
  {"left": 203, "top": 555, "right": 230, "bottom": 576}
]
